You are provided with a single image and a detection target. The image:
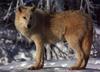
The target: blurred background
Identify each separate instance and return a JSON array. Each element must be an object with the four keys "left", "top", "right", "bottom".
[{"left": 0, "top": 0, "right": 100, "bottom": 65}]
